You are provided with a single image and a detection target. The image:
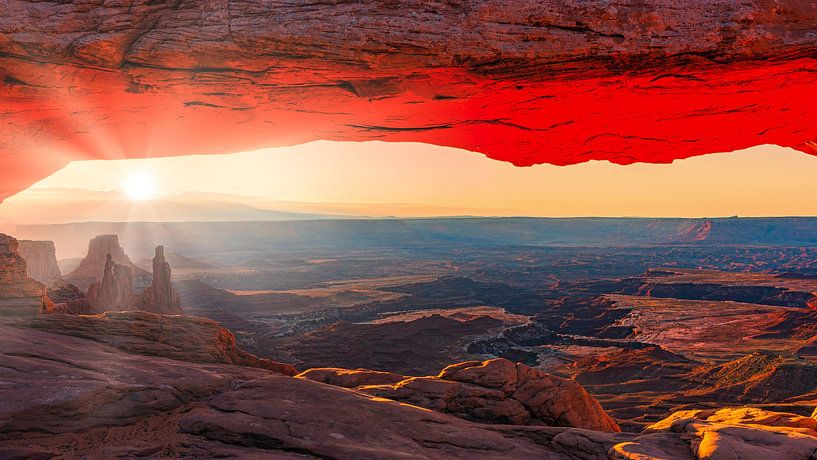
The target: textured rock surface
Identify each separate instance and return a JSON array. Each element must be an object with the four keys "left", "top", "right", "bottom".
[
  {"left": 87, "top": 254, "right": 135, "bottom": 311},
  {"left": 30, "top": 311, "right": 297, "bottom": 375},
  {"left": 300, "top": 358, "right": 621, "bottom": 432},
  {"left": 138, "top": 245, "right": 182, "bottom": 314},
  {"left": 0, "top": 233, "right": 47, "bottom": 317},
  {"left": 1, "top": 1, "right": 817, "bottom": 201},
  {"left": 0, "top": 322, "right": 272, "bottom": 437},
  {"left": 43, "top": 282, "right": 93, "bottom": 315},
  {"left": 64, "top": 234, "right": 147, "bottom": 289},
  {"left": 2, "top": 318, "right": 816, "bottom": 459},
  {"left": 0, "top": 320, "right": 624, "bottom": 459},
  {"left": 17, "top": 240, "right": 61, "bottom": 287},
  {"left": 611, "top": 407, "right": 817, "bottom": 459}
]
